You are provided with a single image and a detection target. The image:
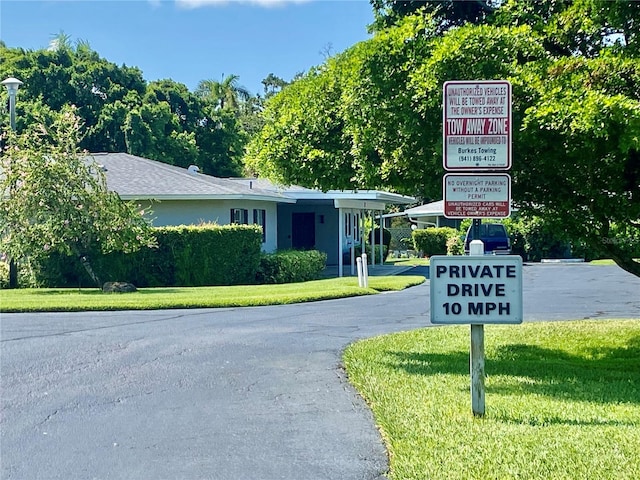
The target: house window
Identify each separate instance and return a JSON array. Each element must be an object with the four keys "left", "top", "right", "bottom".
[
  {"left": 253, "top": 209, "right": 266, "bottom": 243},
  {"left": 230, "top": 208, "right": 249, "bottom": 224}
]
